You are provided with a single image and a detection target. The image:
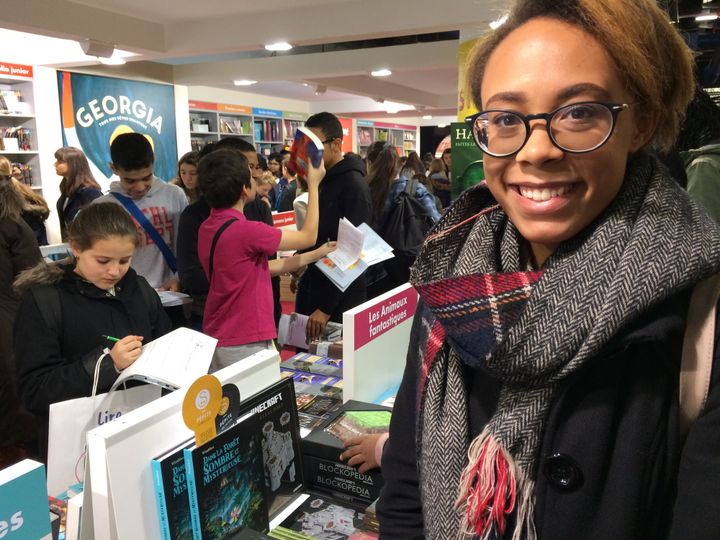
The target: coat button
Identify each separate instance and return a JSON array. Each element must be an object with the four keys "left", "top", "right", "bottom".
[{"left": 543, "top": 453, "right": 583, "bottom": 491}]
